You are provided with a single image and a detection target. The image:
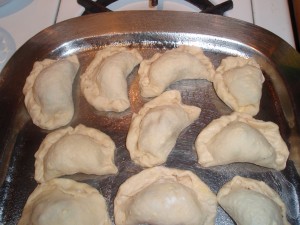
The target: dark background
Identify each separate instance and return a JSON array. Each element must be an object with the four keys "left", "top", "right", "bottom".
[{"left": 289, "top": 0, "right": 300, "bottom": 51}]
